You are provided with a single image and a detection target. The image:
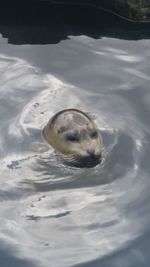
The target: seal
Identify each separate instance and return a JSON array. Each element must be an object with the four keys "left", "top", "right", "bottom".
[{"left": 43, "top": 109, "right": 102, "bottom": 168}]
